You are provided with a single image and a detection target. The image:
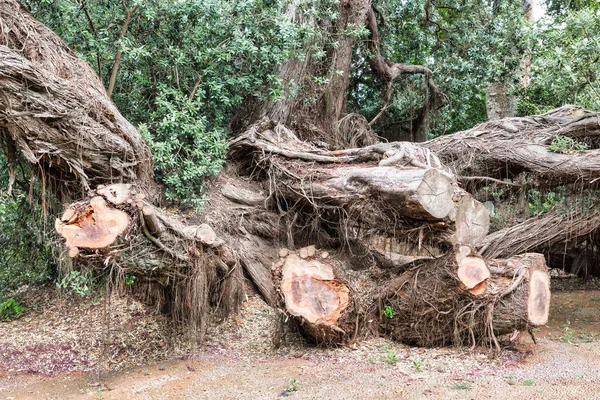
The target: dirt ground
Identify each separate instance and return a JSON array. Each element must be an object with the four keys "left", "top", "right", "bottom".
[{"left": 1, "top": 284, "right": 600, "bottom": 399}]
